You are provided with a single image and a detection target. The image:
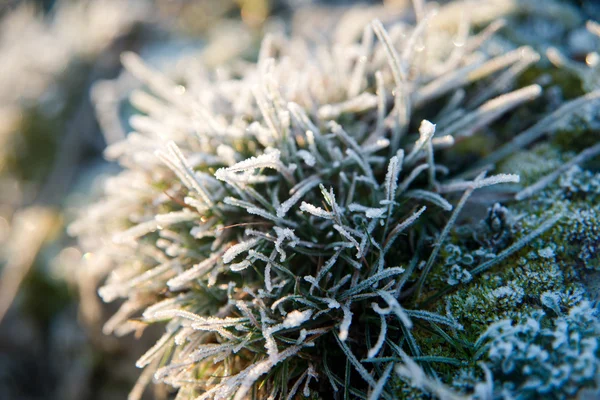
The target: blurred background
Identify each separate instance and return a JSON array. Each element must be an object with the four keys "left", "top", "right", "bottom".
[{"left": 0, "top": 0, "right": 598, "bottom": 399}]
